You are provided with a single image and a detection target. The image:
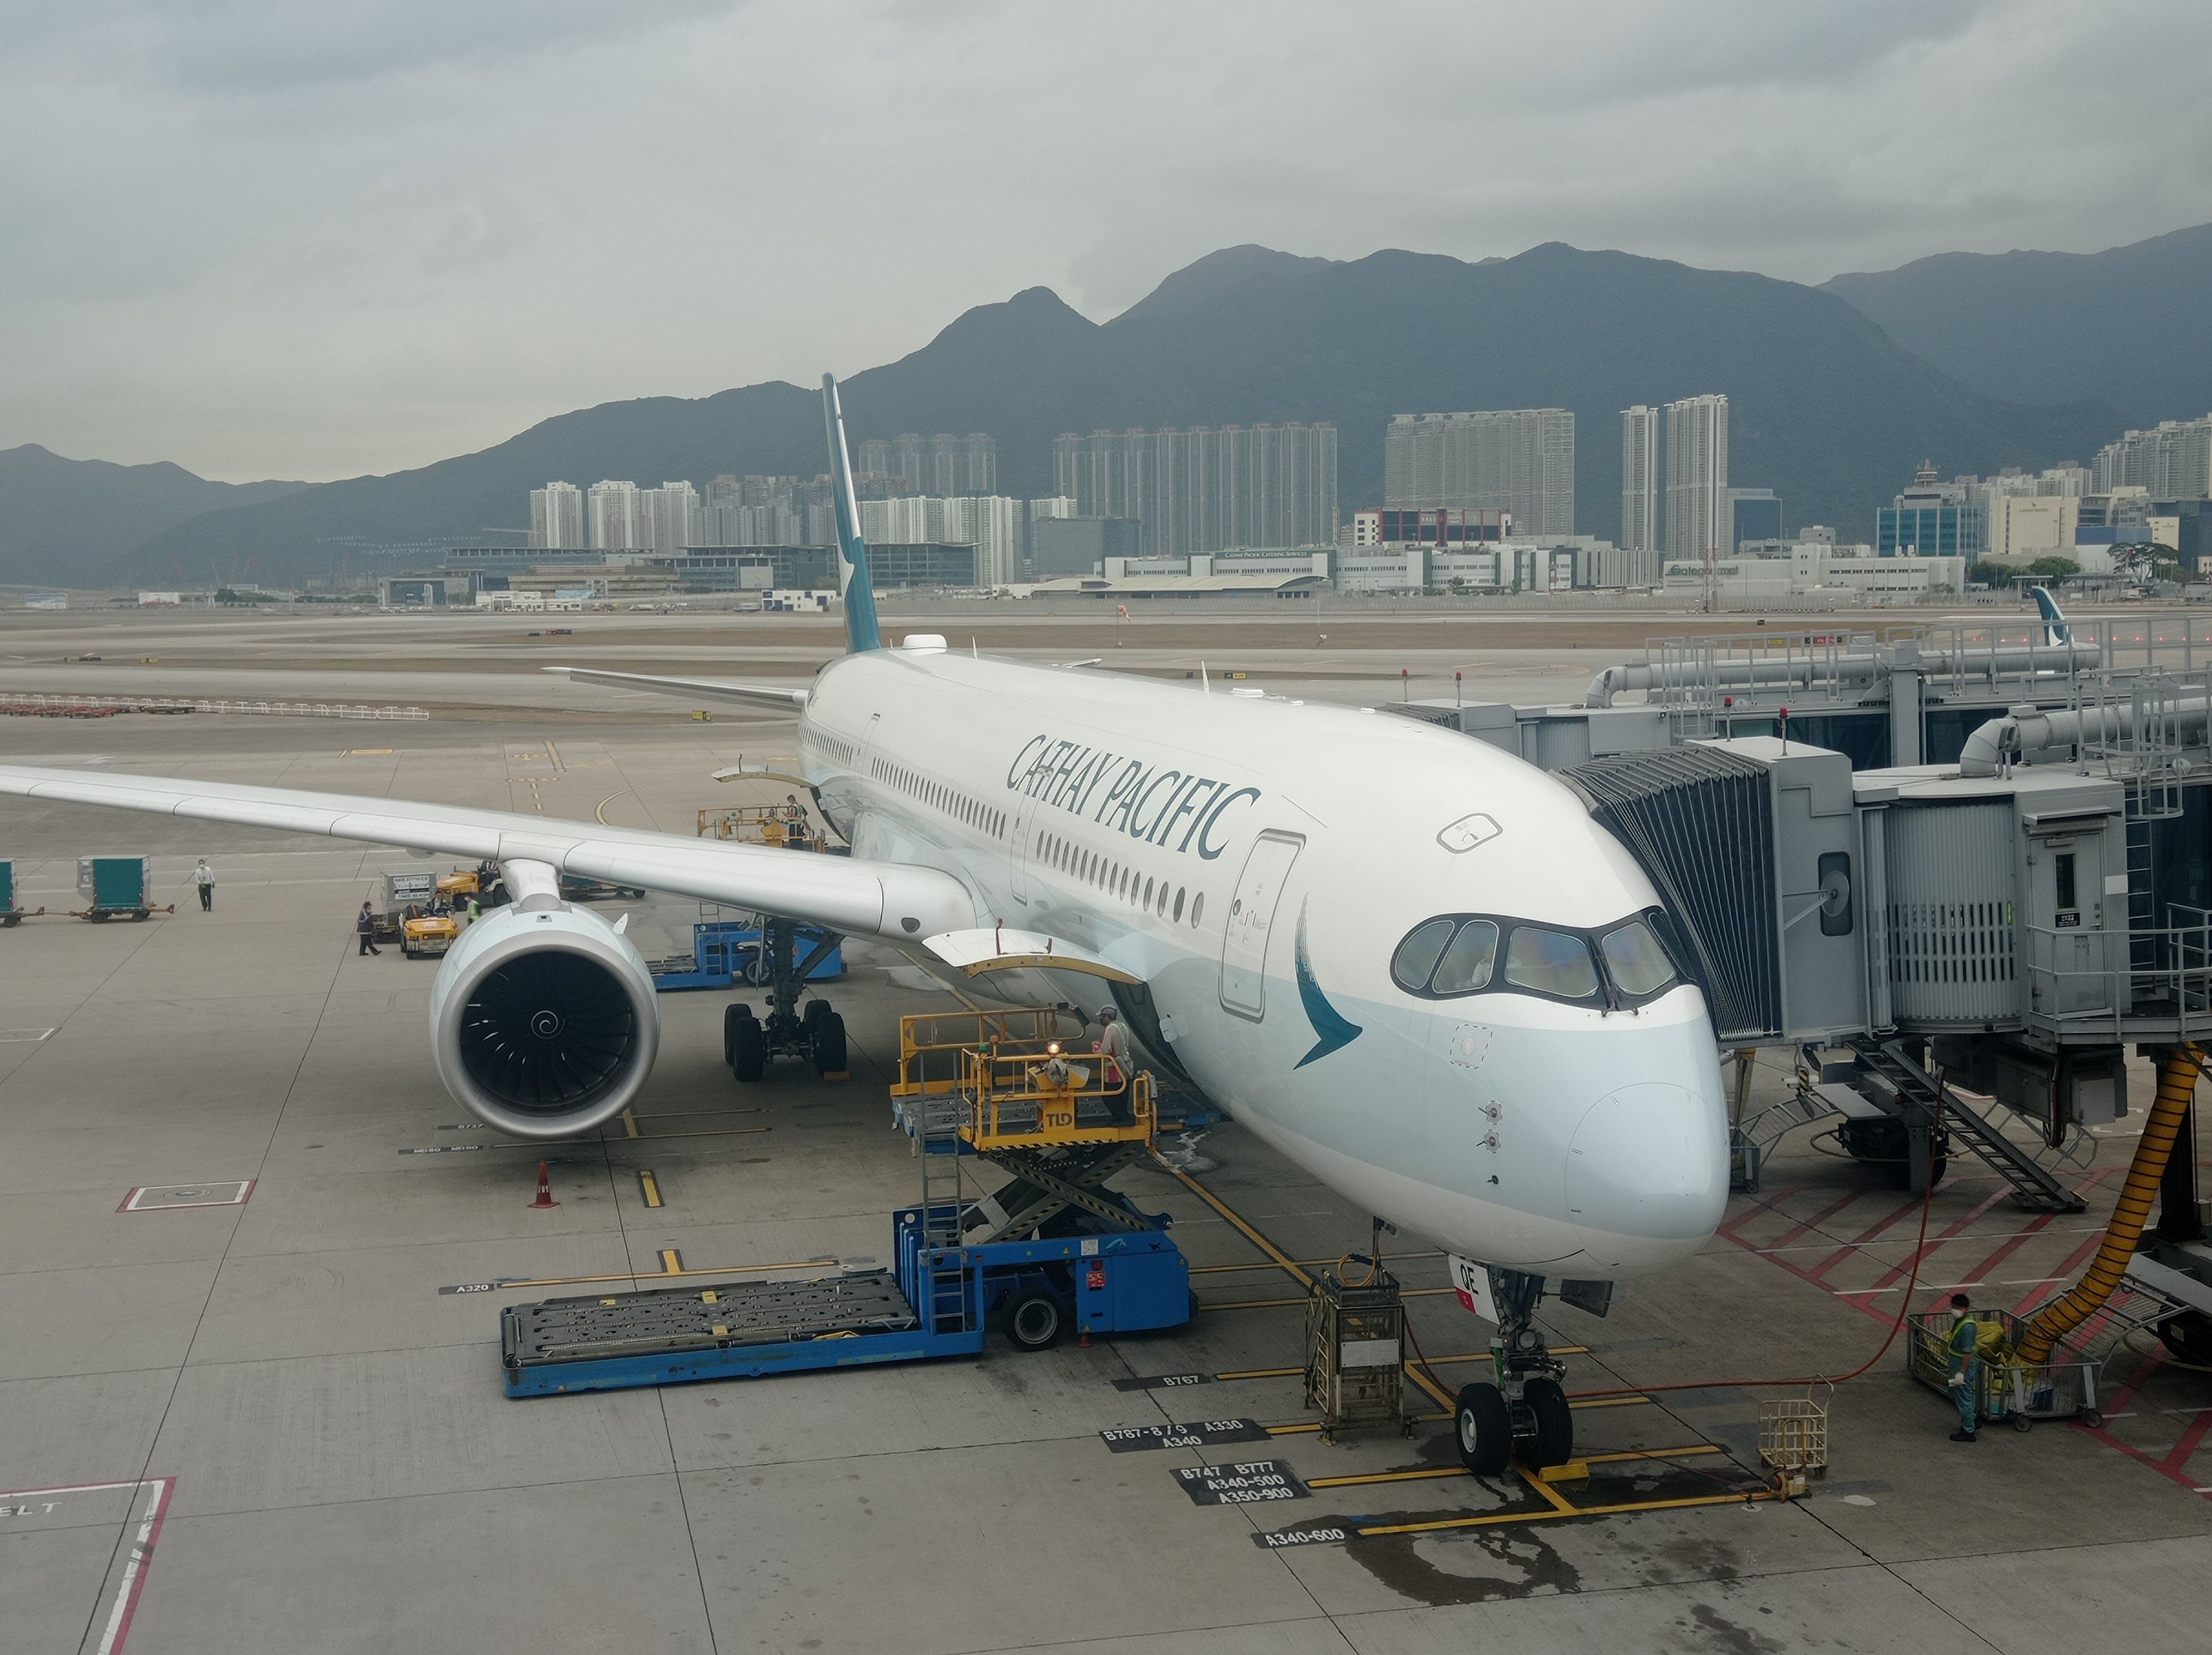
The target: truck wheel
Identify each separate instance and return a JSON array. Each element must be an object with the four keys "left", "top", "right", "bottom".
[
  {"left": 730, "top": 1017, "right": 766, "bottom": 1083},
  {"left": 811, "top": 1013, "right": 848, "bottom": 1076},
  {"left": 1522, "top": 1377, "right": 1574, "bottom": 1467},
  {"left": 1003, "top": 1290, "right": 1063, "bottom": 1351},
  {"left": 1455, "top": 1382, "right": 1512, "bottom": 1476}
]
